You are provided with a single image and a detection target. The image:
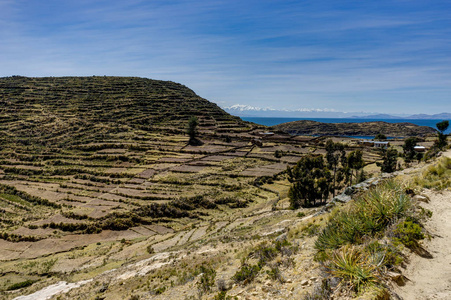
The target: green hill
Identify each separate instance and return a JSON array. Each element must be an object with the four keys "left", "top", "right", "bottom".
[{"left": 0, "top": 76, "right": 248, "bottom": 147}]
